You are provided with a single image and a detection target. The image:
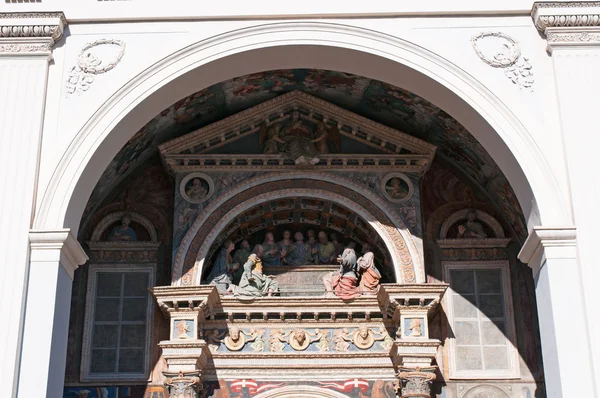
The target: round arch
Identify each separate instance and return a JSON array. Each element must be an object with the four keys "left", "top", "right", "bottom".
[
  {"left": 35, "top": 21, "right": 569, "bottom": 238},
  {"left": 172, "top": 172, "right": 421, "bottom": 285}
]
